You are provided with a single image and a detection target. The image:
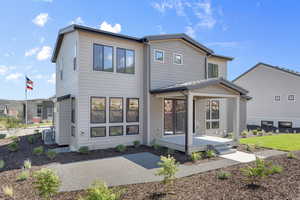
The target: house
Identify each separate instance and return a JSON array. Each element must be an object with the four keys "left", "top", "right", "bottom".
[
  {"left": 52, "top": 24, "right": 249, "bottom": 154},
  {"left": 233, "top": 62, "right": 300, "bottom": 131}
]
